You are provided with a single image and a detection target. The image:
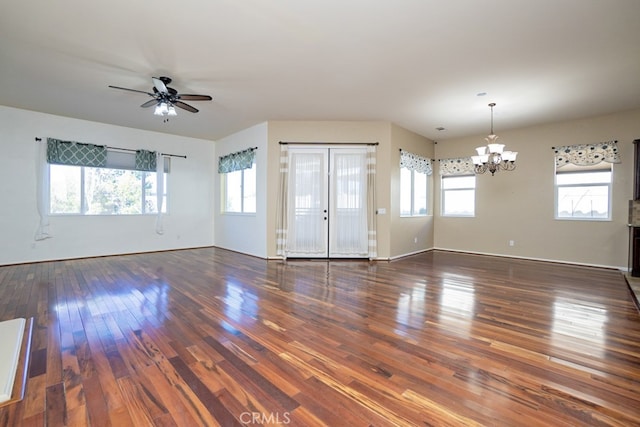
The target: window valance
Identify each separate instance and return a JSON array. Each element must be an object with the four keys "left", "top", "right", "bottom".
[
  {"left": 400, "top": 150, "right": 432, "bottom": 175},
  {"left": 218, "top": 148, "right": 256, "bottom": 173},
  {"left": 553, "top": 140, "right": 620, "bottom": 168},
  {"left": 46, "top": 138, "right": 162, "bottom": 172},
  {"left": 438, "top": 157, "right": 475, "bottom": 176},
  {"left": 135, "top": 149, "right": 157, "bottom": 171},
  {"left": 47, "top": 138, "right": 107, "bottom": 167}
]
